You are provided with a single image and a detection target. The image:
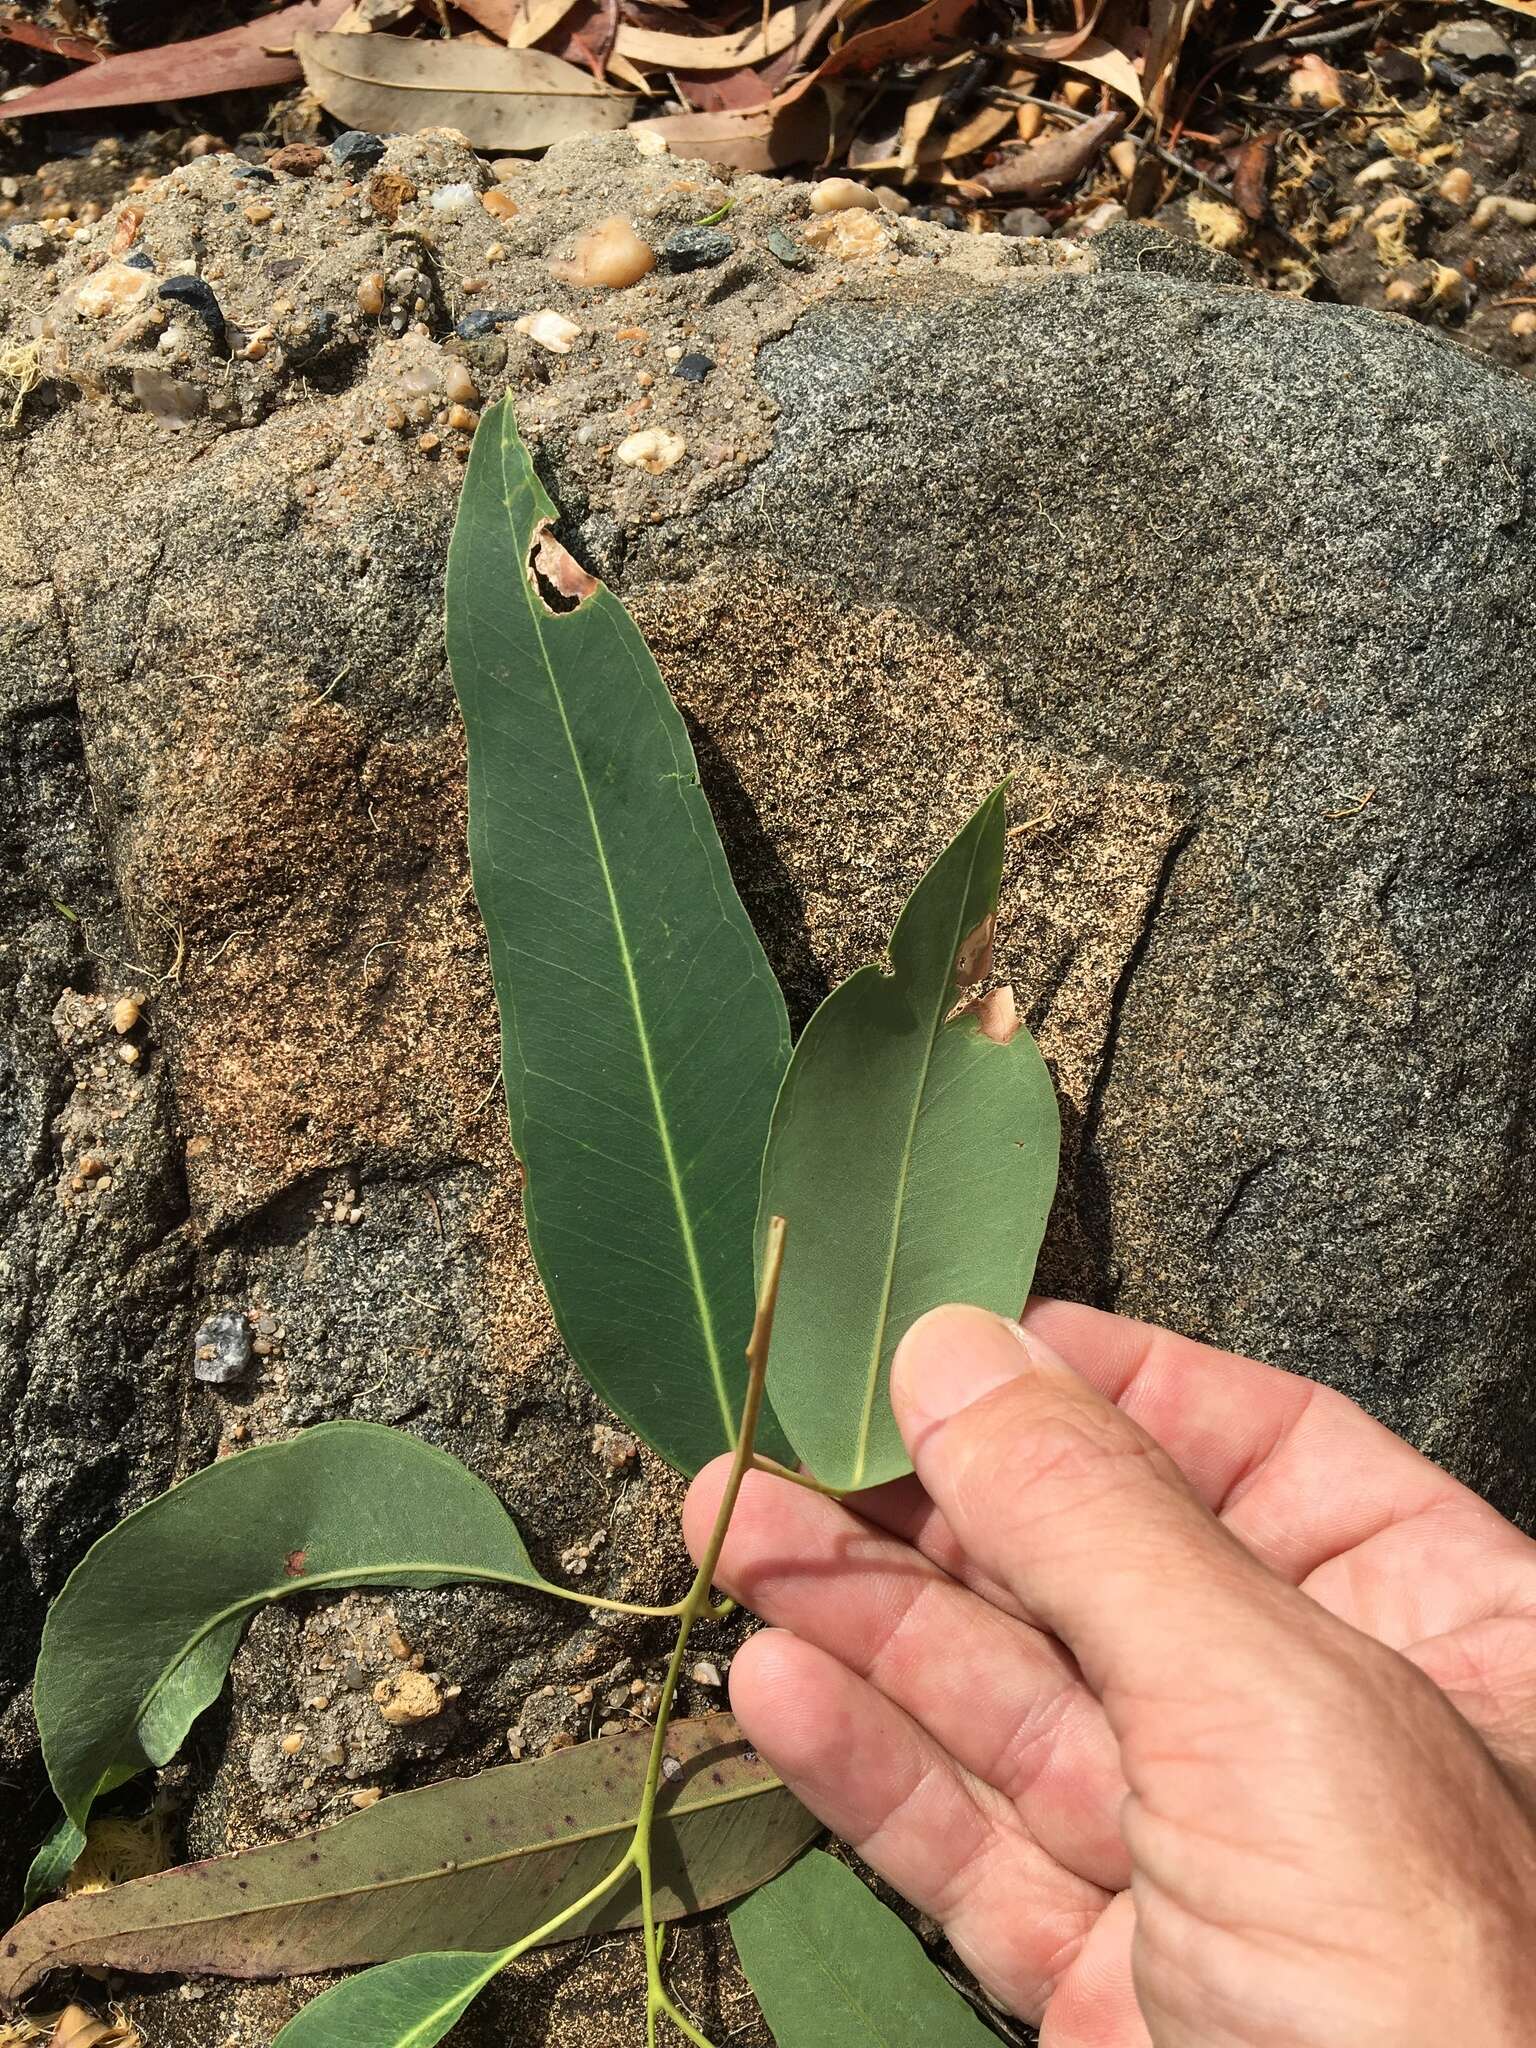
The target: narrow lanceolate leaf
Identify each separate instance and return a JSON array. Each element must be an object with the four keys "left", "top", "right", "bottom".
[
  {"left": 1, "top": 1718, "right": 816, "bottom": 1997},
  {"left": 446, "top": 400, "right": 793, "bottom": 1473},
  {"left": 757, "top": 786, "right": 1059, "bottom": 1490},
  {"left": 294, "top": 32, "right": 634, "bottom": 151},
  {"left": 22, "top": 1816, "right": 87, "bottom": 1913},
  {"left": 730, "top": 1851, "right": 1001, "bottom": 2046},
  {"left": 32, "top": 1423, "right": 560, "bottom": 1861}
]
